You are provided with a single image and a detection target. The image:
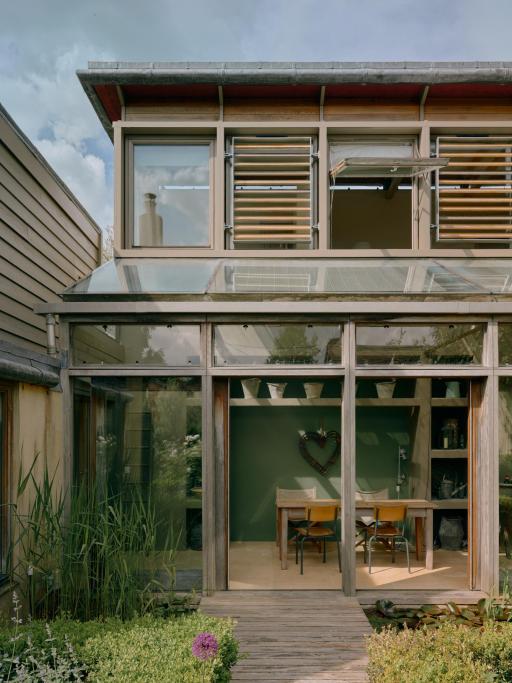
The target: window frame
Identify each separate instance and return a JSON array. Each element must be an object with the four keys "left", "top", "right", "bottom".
[
  {"left": 328, "top": 135, "right": 420, "bottom": 250},
  {"left": 125, "top": 135, "right": 215, "bottom": 250},
  {"left": 225, "top": 133, "right": 319, "bottom": 250}
]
